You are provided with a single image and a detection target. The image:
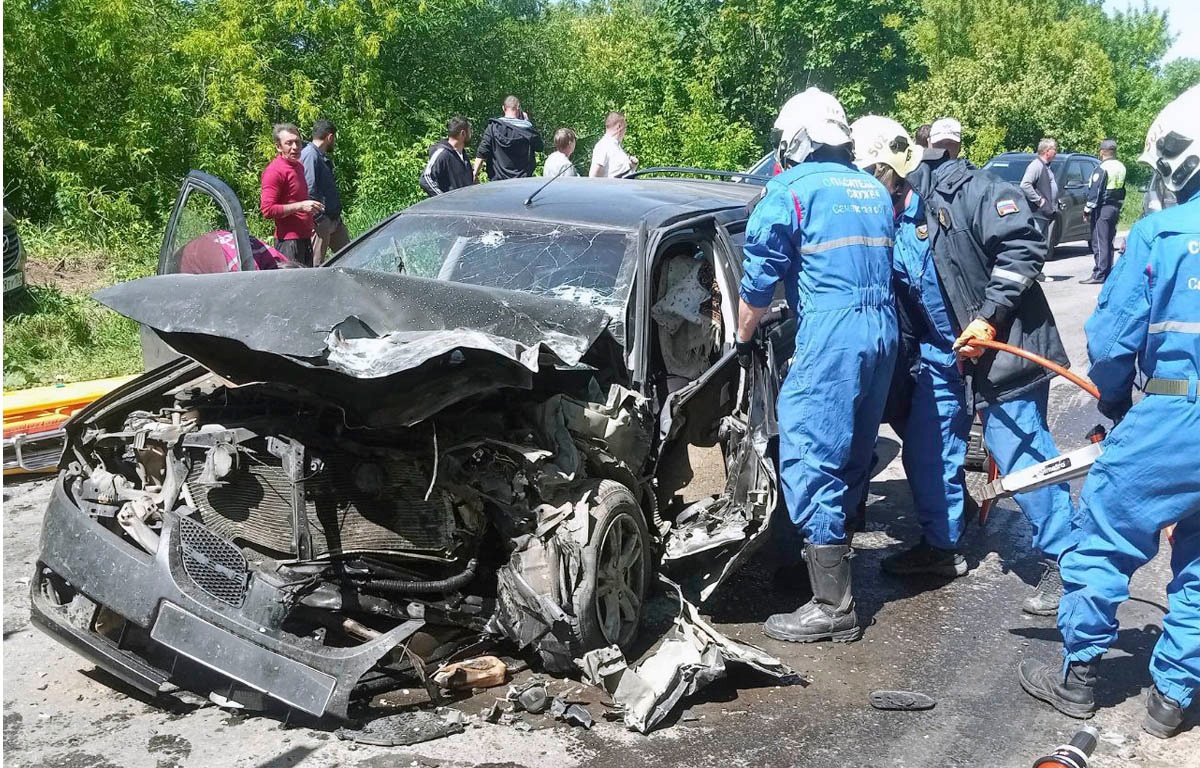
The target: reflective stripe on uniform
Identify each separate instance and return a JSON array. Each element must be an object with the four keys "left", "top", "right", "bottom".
[
  {"left": 1148, "top": 321, "right": 1200, "bottom": 334},
  {"left": 993, "top": 267, "right": 1033, "bottom": 288},
  {"left": 1144, "top": 378, "right": 1194, "bottom": 396},
  {"left": 799, "top": 235, "right": 894, "bottom": 255}
]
